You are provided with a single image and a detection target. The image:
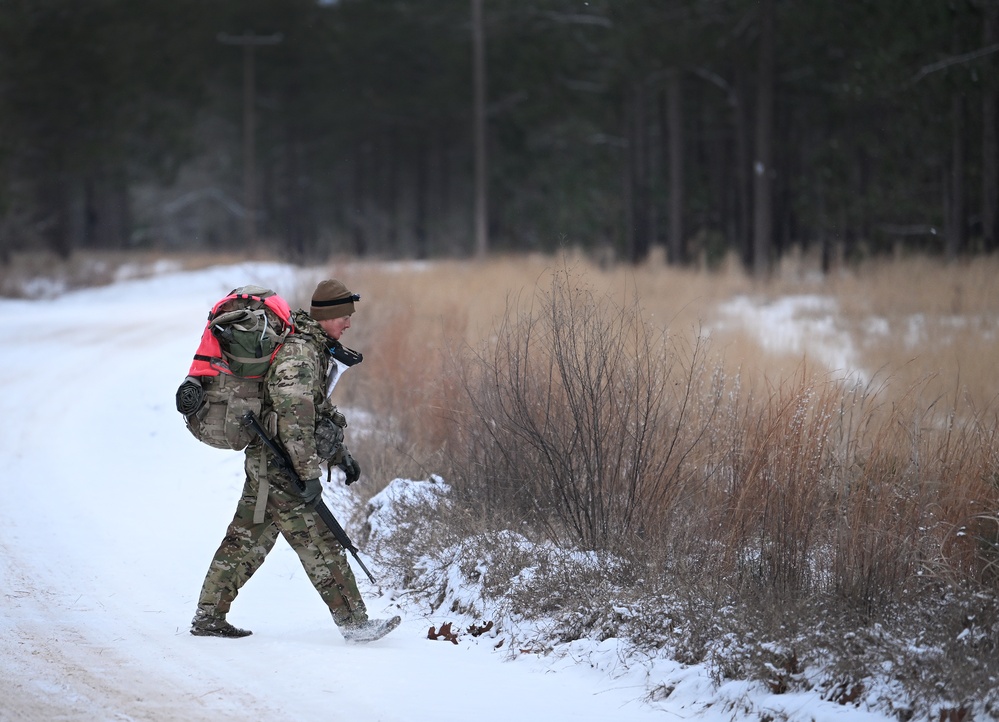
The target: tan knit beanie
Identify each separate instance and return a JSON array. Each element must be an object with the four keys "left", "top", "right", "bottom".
[{"left": 310, "top": 279, "right": 358, "bottom": 320}]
